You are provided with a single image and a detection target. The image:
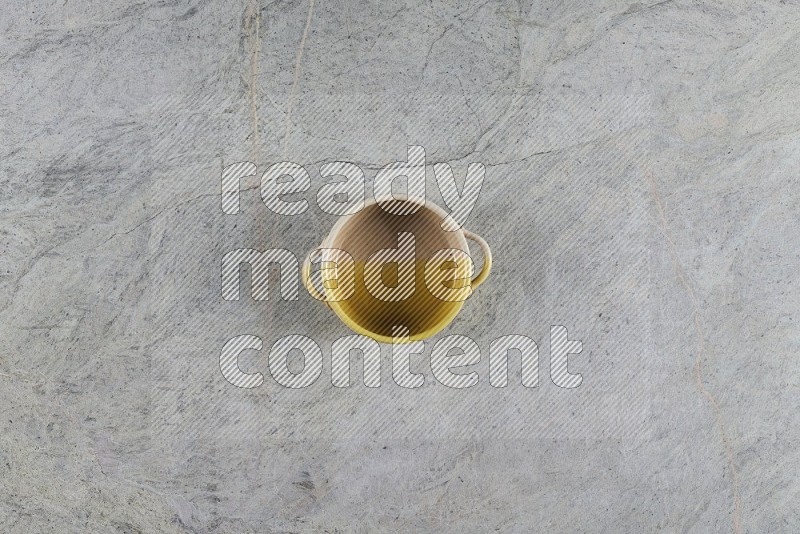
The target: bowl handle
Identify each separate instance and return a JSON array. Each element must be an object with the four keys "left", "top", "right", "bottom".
[
  {"left": 301, "top": 247, "right": 328, "bottom": 301},
  {"left": 463, "top": 230, "right": 492, "bottom": 289}
]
